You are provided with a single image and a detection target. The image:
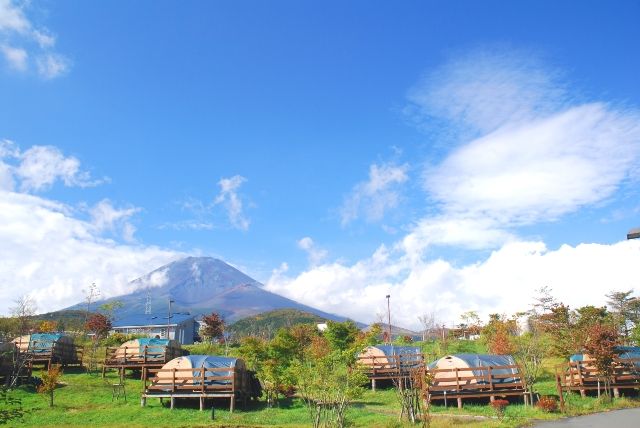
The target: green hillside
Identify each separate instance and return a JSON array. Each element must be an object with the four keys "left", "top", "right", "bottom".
[{"left": 228, "top": 308, "right": 328, "bottom": 338}]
